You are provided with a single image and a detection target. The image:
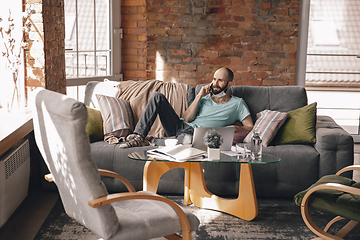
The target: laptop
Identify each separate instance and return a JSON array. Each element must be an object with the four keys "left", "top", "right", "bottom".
[{"left": 192, "top": 126, "right": 235, "bottom": 151}]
